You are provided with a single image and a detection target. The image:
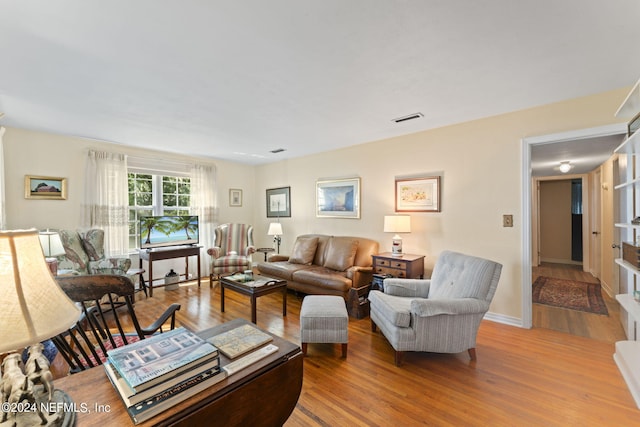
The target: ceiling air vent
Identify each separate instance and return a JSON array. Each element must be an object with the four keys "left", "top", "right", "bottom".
[
  {"left": 270, "top": 148, "right": 286, "bottom": 153},
  {"left": 392, "top": 112, "right": 423, "bottom": 123}
]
